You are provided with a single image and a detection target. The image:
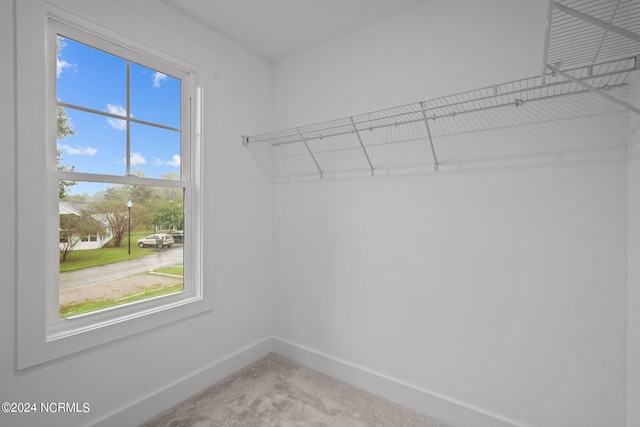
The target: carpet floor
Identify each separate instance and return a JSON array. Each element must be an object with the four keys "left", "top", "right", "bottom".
[{"left": 141, "top": 353, "right": 453, "bottom": 427}]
